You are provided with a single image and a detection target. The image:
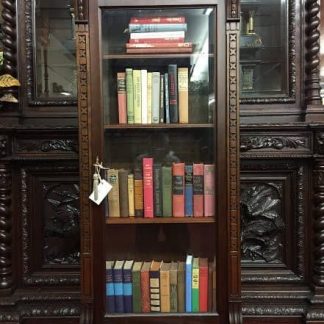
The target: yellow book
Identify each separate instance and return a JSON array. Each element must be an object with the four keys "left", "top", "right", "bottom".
[
  {"left": 160, "top": 262, "right": 171, "bottom": 312},
  {"left": 128, "top": 174, "right": 135, "bottom": 217},
  {"left": 147, "top": 72, "right": 152, "bottom": 124},
  {"left": 107, "top": 169, "right": 120, "bottom": 217},
  {"left": 178, "top": 67, "right": 189, "bottom": 124},
  {"left": 133, "top": 70, "right": 142, "bottom": 124}
]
